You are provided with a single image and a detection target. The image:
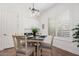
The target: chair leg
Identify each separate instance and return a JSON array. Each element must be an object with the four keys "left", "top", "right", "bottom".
[
  {"left": 40, "top": 48, "right": 42, "bottom": 56},
  {"left": 50, "top": 49, "right": 52, "bottom": 56},
  {"left": 50, "top": 47, "right": 53, "bottom": 56},
  {"left": 33, "top": 49, "right": 36, "bottom": 56}
]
